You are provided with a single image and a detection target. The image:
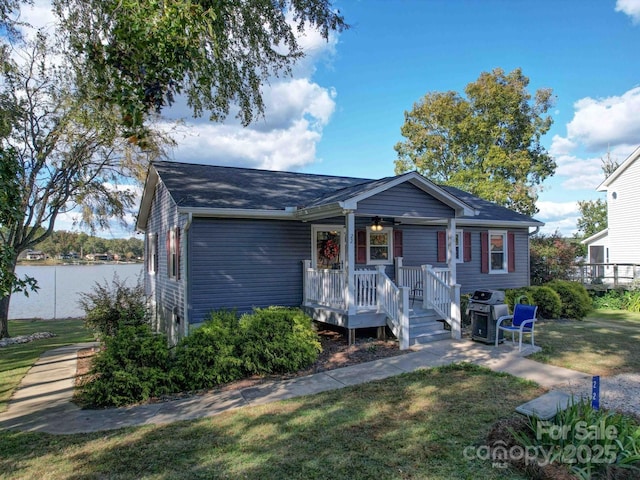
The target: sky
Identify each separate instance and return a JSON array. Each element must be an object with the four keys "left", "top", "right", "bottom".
[{"left": 17, "top": 0, "right": 640, "bottom": 238}]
